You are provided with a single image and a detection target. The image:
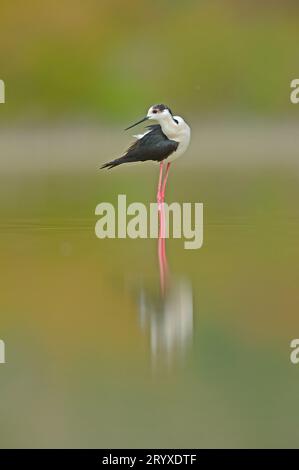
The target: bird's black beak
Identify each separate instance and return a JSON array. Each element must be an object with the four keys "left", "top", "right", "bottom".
[{"left": 124, "top": 116, "right": 149, "bottom": 131}]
